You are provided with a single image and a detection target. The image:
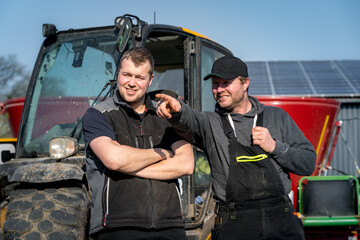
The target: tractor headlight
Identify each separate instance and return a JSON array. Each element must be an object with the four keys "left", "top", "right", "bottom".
[{"left": 49, "top": 137, "right": 78, "bottom": 159}]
